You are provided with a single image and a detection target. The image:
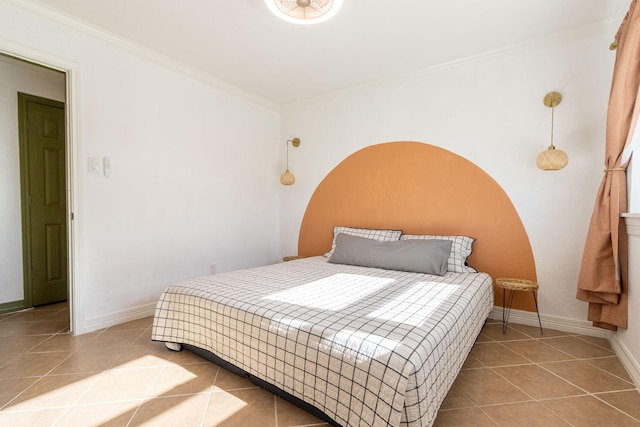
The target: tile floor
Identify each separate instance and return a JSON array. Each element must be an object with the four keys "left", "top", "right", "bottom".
[{"left": 0, "top": 303, "right": 639, "bottom": 426}]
